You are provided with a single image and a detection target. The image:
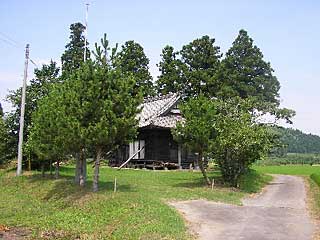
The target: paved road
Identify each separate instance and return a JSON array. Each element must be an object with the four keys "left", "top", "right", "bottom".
[{"left": 171, "top": 175, "right": 315, "bottom": 240}]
